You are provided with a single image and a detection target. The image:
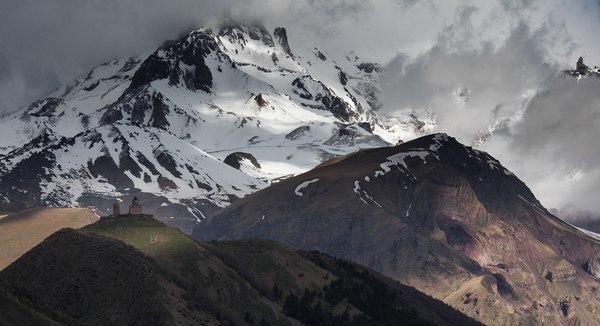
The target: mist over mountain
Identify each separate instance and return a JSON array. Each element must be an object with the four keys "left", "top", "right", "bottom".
[
  {"left": 380, "top": 21, "right": 600, "bottom": 214},
  {"left": 2, "top": 0, "right": 600, "bottom": 216}
]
